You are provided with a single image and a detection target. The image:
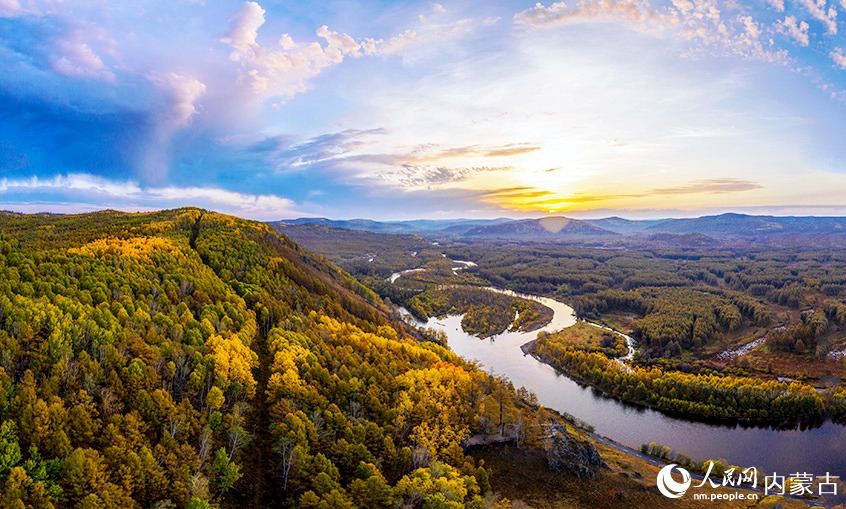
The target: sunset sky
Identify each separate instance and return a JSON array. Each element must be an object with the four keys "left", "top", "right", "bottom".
[{"left": 2, "top": 0, "right": 846, "bottom": 220}]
